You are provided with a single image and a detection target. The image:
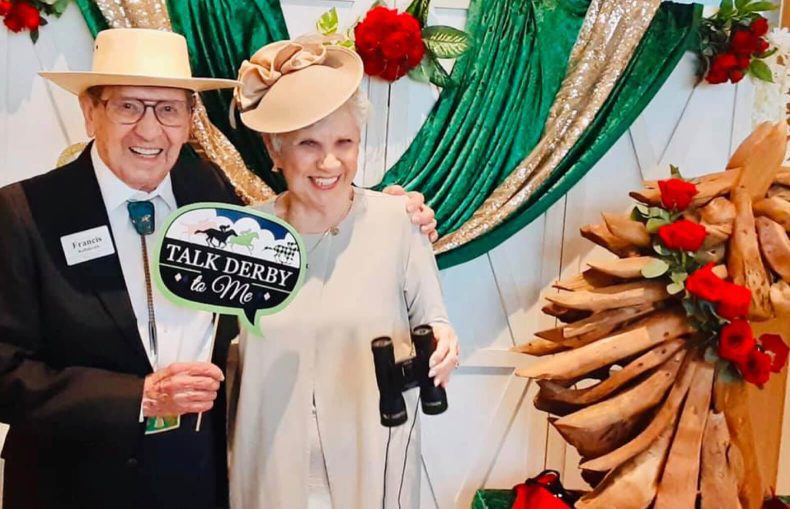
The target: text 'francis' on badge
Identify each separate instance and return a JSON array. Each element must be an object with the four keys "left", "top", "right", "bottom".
[{"left": 154, "top": 203, "right": 306, "bottom": 332}]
